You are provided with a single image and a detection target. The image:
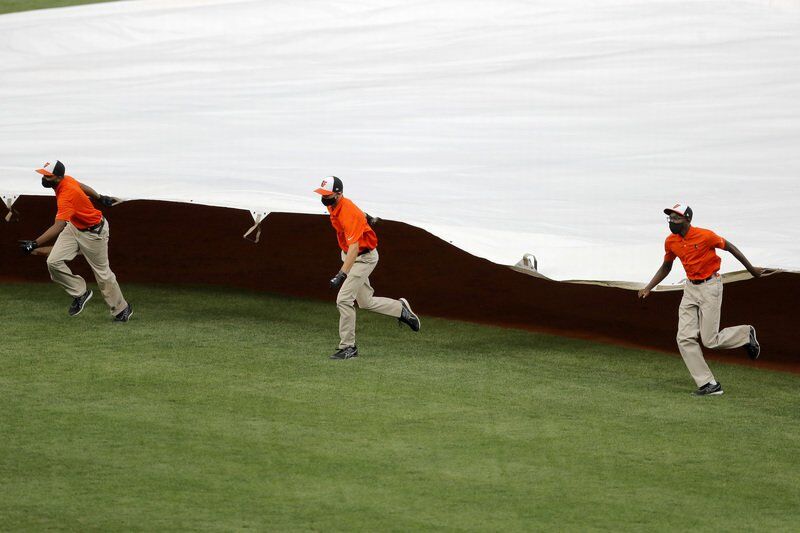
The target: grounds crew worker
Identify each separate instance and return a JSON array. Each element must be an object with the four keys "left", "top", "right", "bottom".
[
  {"left": 19, "top": 160, "right": 132, "bottom": 322},
  {"left": 314, "top": 176, "right": 420, "bottom": 359},
  {"left": 638, "top": 204, "right": 765, "bottom": 396}
]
